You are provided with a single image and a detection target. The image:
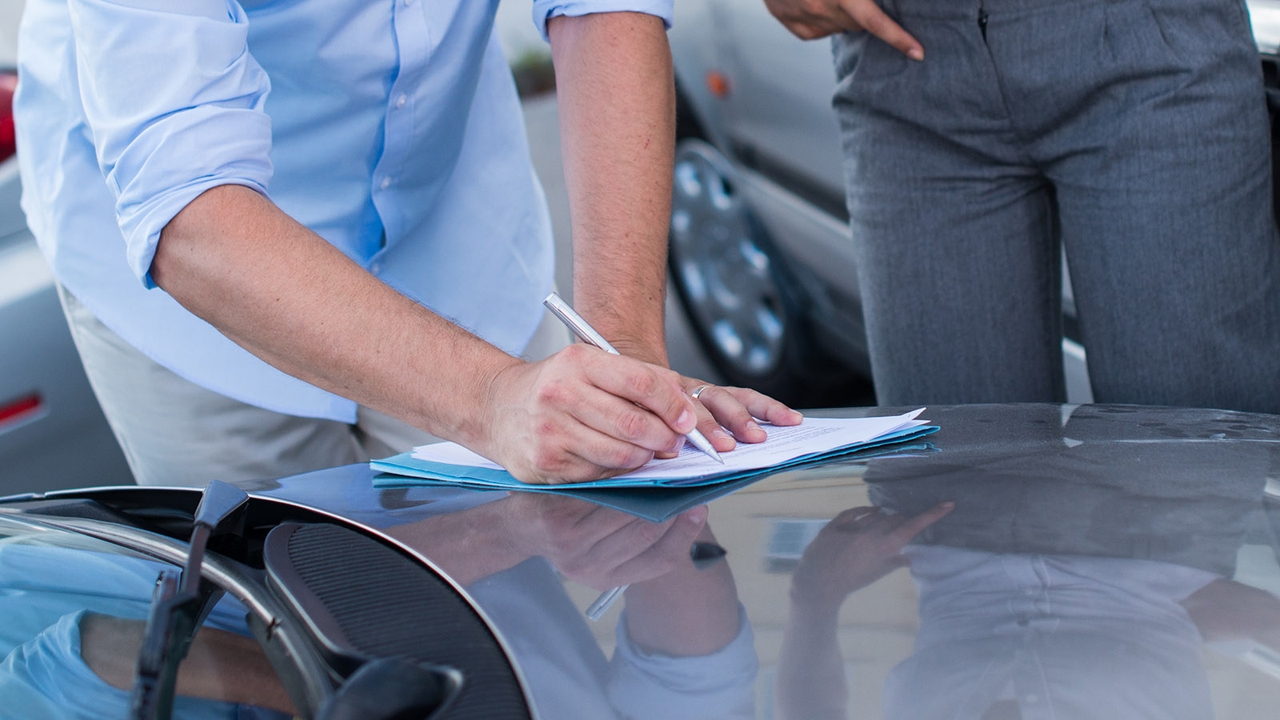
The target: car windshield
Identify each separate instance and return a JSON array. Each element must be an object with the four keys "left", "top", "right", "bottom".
[{"left": 0, "top": 515, "right": 292, "bottom": 719}]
